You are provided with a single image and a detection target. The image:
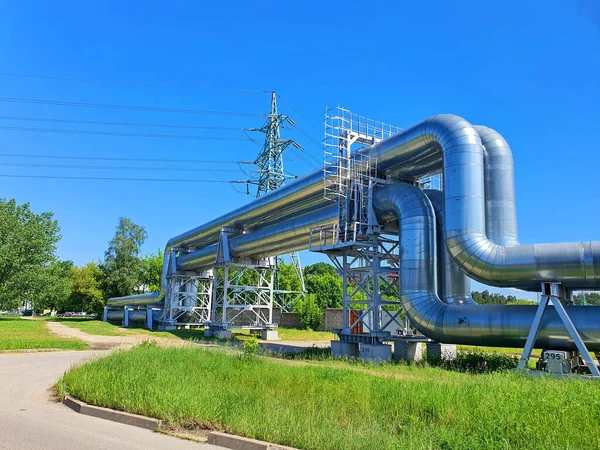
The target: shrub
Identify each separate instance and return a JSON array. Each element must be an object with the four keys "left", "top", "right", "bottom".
[
  {"left": 243, "top": 337, "right": 259, "bottom": 357},
  {"left": 293, "top": 294, "right": 324, "bottom": 330},
  {"left": 429, "top": 350, "right": 519, "bottom": 373}
]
